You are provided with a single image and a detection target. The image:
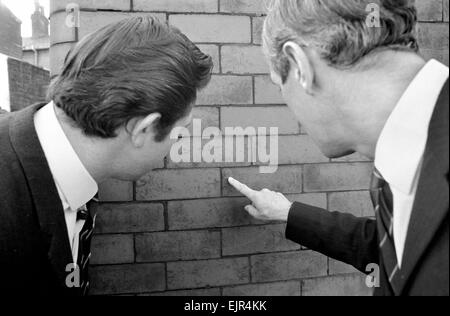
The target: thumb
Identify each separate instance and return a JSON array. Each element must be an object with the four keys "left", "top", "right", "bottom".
[{"left": 245, "top": 205, "right": 259, "bottom": 218}]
